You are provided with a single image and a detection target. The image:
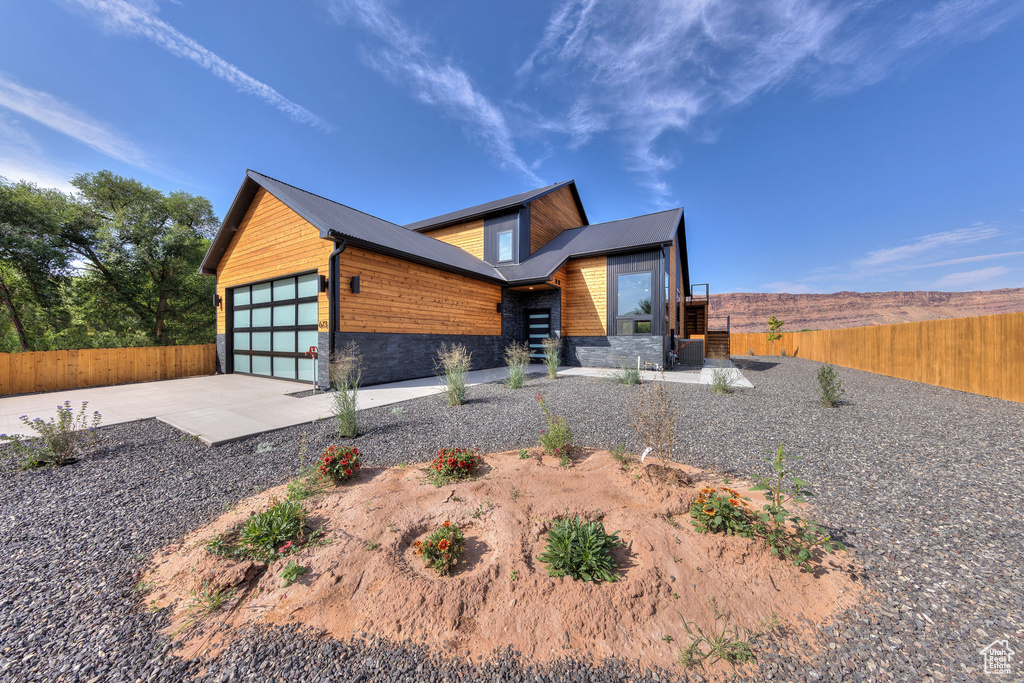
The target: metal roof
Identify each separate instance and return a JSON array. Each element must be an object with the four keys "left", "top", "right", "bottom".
[
  {"left": 404, "top": 180, "right": 588, "bottom": 232},
  {"left": 495, "top": 208, "right": 684, "bottom": 282},
  {"left": 200, "top": 170, "right": 683, "bottom": 288},
  {"left": 200, "top": 170, "right": 504, "bottom": 282}
]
